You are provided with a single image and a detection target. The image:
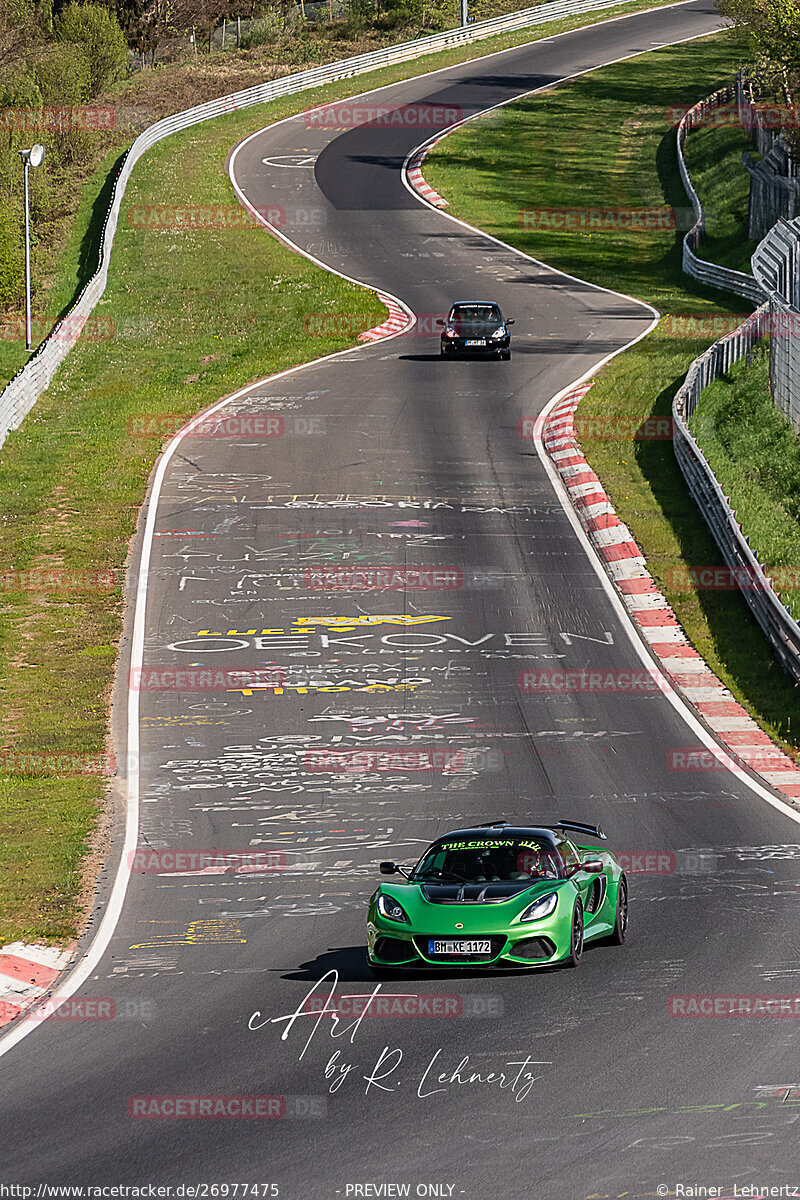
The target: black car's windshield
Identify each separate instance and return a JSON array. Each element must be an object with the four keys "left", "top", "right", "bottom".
[
  {"left": 411, "top": 836, "right": 564, "bottom": 883},
  {"left": 449, "top": 305, "right": 502, "bottom": 325}
]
